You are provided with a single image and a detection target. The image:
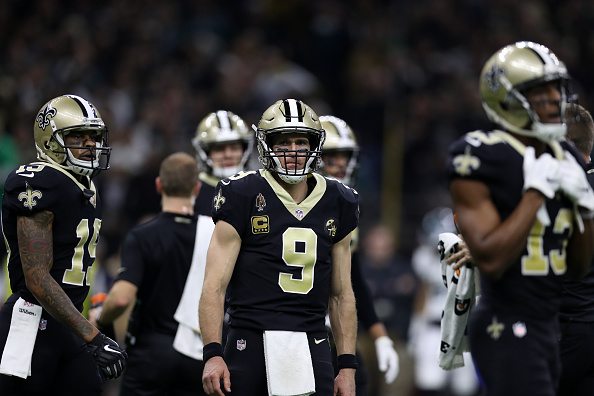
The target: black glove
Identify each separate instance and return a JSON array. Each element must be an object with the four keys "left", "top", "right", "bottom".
[{"left": 86, "top": 332, "right": 128, "bottom": 380}]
